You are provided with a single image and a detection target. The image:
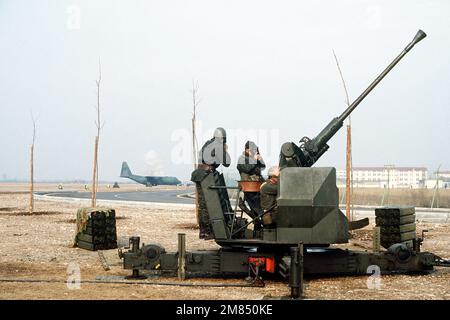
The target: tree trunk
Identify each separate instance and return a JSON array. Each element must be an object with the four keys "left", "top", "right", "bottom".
[
  {"left": 91, "top": 136, "right": 99, "bottom": 207},
  {"left": 345, "top": 125, "right": 351, "bottom": 221},
  {"left": 29, "top": 144, "right": 34, "bottom": 214},
  {"left": 192, "top": 118, "right": 201, "bottom": 224}
]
